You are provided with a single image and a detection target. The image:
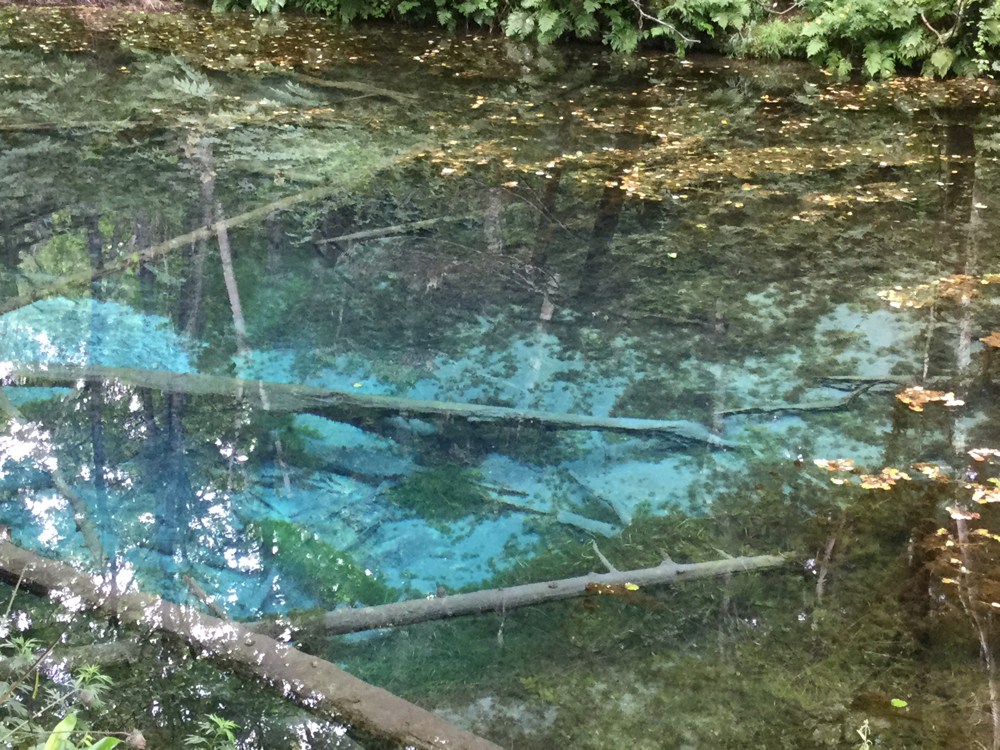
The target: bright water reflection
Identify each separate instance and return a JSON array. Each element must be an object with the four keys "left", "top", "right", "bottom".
[{"left": 2, "top": 9, "right": 1000, "bottom": 747}]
